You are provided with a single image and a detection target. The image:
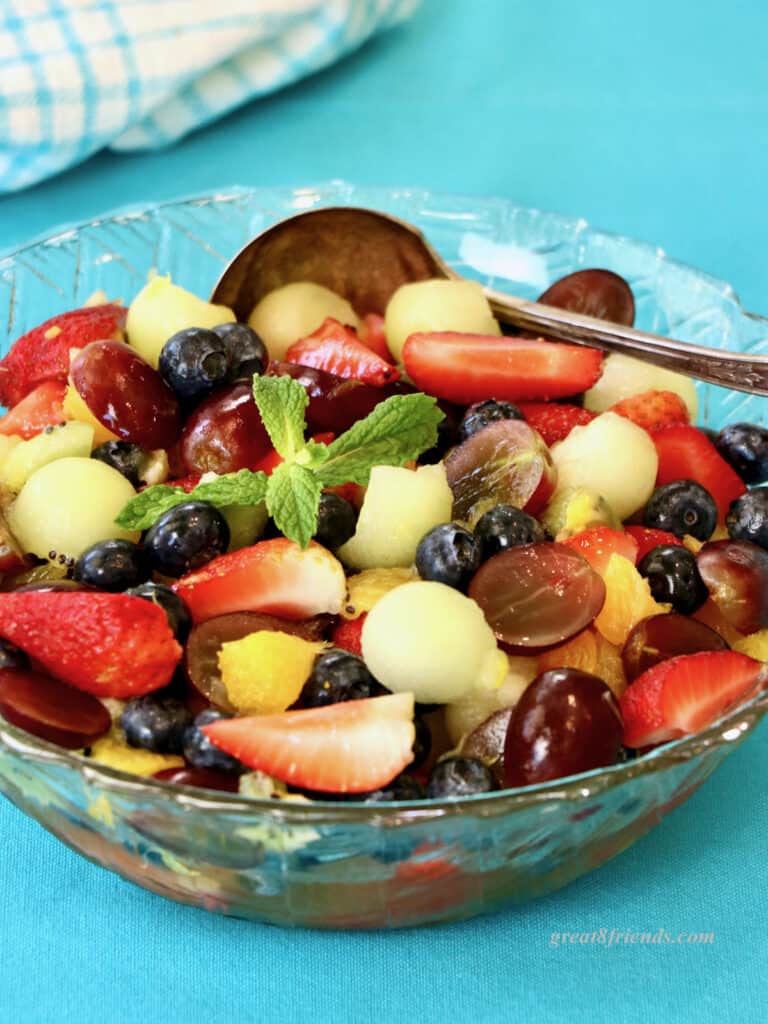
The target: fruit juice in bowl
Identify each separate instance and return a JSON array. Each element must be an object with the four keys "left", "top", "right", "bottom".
[{"left": 0, "top": 185, "right": 766, "bottom": 930}]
